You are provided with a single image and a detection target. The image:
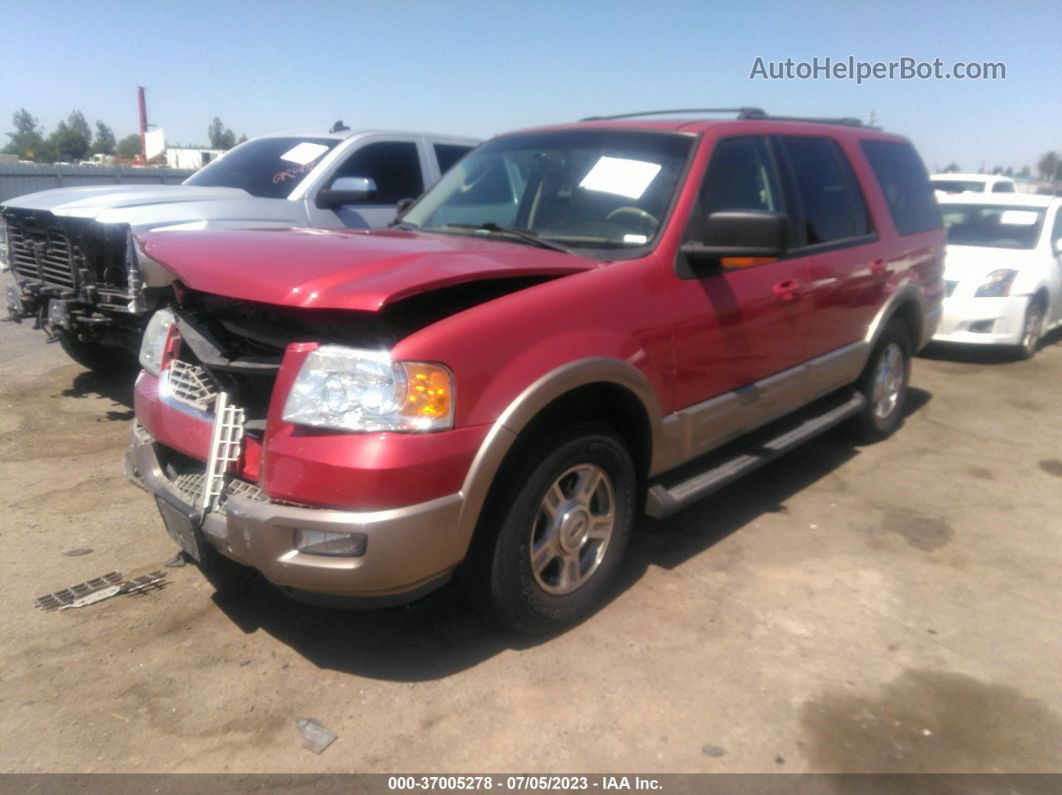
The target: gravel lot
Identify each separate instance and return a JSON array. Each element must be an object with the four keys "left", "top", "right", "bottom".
[{"left": 1, "top": 291, "right": 1059, "bottom": 774}]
